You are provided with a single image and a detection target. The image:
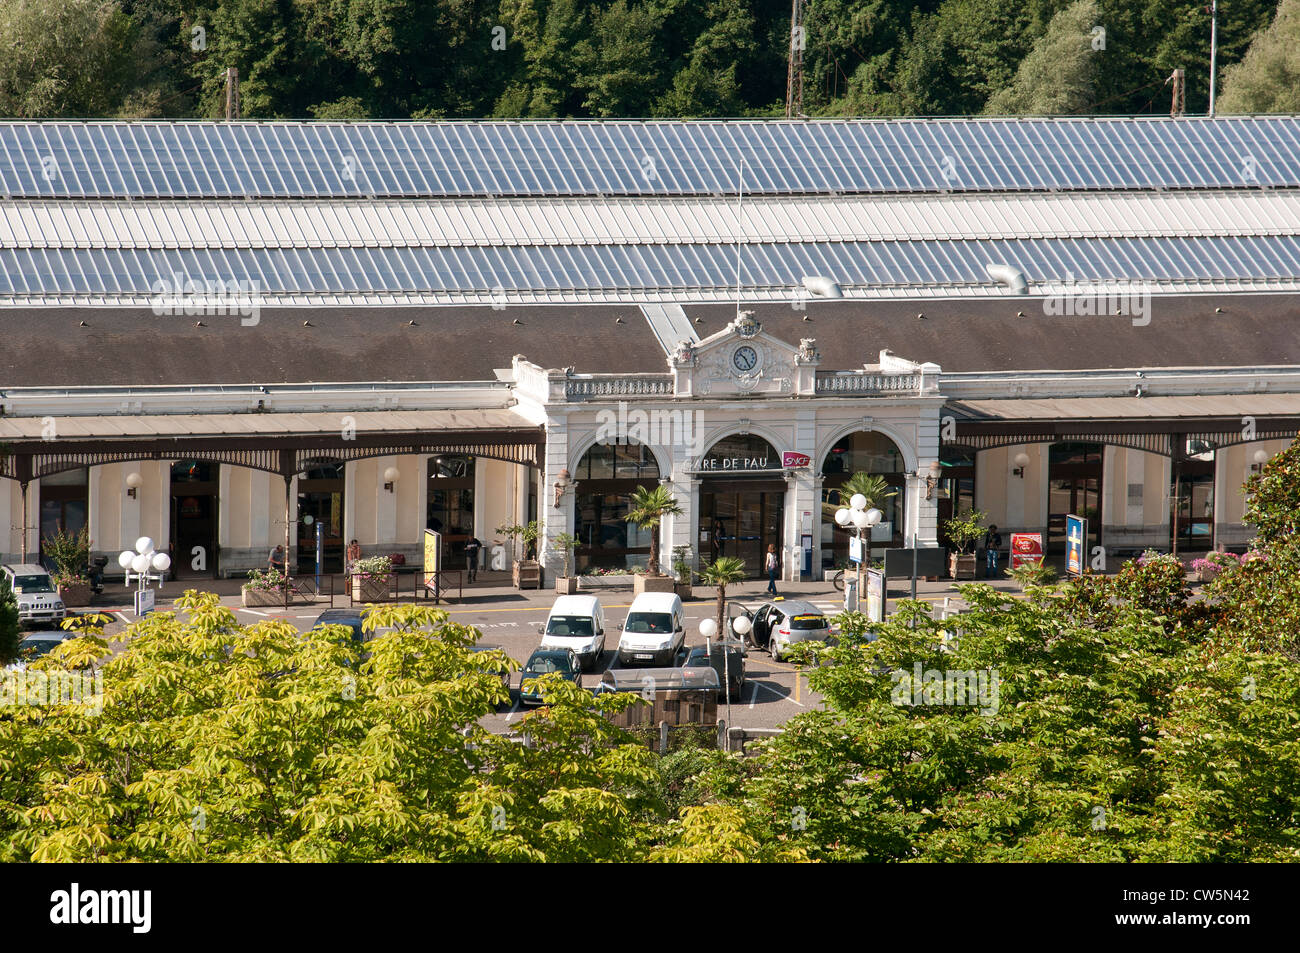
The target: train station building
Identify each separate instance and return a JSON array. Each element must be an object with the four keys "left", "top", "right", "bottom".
[{"left": 1, "top": 117, "right": 1298, "bottom": 580}]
